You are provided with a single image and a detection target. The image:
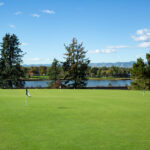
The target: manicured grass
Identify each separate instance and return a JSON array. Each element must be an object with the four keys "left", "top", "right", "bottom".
[
  {"left": 24, "top": 76, "right": 49, "bottom": 80},
  {"left": 24, "top": 76, "right": 131, "bottom": 81},
  {"left": 0, "top": 89, "right": 150, "bottom": 150},
  {"left": 89, "top": 77, "right": 131, "bottom": 80},
  {"left": 31, "top": 75, "right": 49, "bottom": 79}
]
